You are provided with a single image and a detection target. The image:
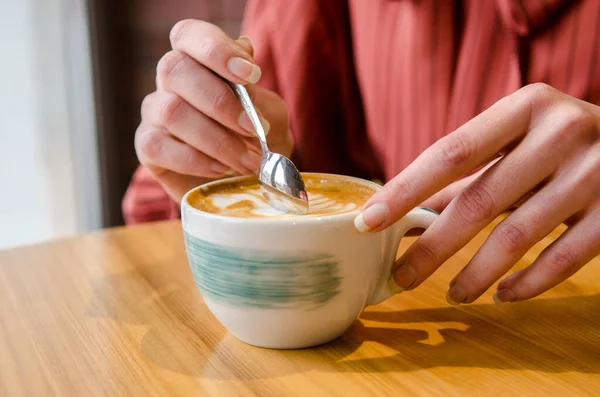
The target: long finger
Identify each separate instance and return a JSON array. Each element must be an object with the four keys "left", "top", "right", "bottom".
[
  {"left": 494, "top": 205, "right": 600, "bottom": 302},
  {"left": 420, "top": 157, "right": 501, "bottom": 213},
  {"left": 135, "top": 125, "right": 233, "bottom": 178},
  {"left": 447, "top": 172, "right": 588, "bottom": 305},
  {"left": 392, "top": 126, "right": 562, "bottom": 291},
  {"left": 156, "top": 50, "right": 254, "bottom": 138},
  {"left": 355, "top": 84, "right": 558, "bottom": 232},
  {"left": 170, "top": 20, "right": 261, "bottom": 84},
  {"left": 141, "top": 91, "right": 261, "bottom": 174}
]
